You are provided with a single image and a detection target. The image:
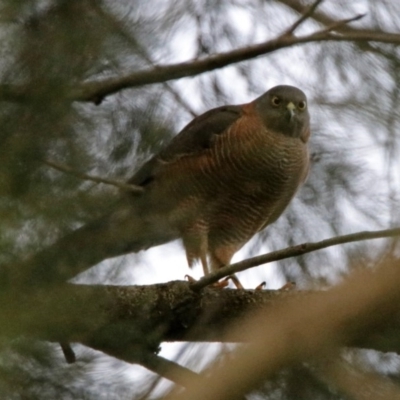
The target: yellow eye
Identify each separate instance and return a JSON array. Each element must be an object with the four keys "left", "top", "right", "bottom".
[
  {"left": 298, "top": 100, "right": 307, "bottom": 110},
  {"left": 271, "top": 96, "right": 281, "bottom": 107}
]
